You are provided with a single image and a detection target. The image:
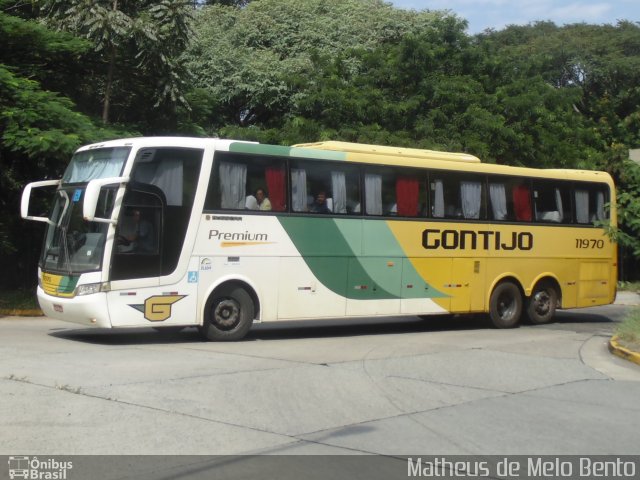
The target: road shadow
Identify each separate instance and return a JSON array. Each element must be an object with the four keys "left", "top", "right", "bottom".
[
  {"left": 48, "top": 306, "right": 622, "bottom": 346},
  {"left": 49, "top": 314, "right": 487, "bottom": 346}
]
